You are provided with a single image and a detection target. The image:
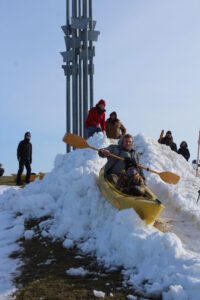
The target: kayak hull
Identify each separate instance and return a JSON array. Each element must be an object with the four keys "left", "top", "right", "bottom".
[{"left": 98, "top": 168, "right": 164, "bottom": 224}]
